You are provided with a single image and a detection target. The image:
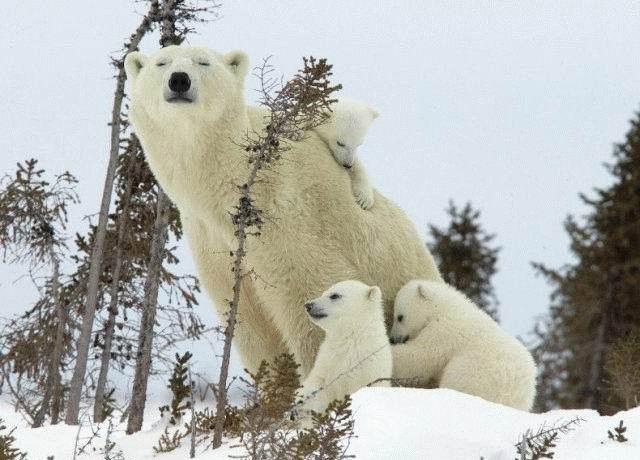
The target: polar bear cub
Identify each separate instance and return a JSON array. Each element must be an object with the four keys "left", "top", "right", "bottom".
[
  {"left": 314, "top": 98, "right": 379, "bottom": 210},
  {"left": 301, "top": 280, "right": 392, "bottom": 414},
  {"left": 390, "top": 280, "right": 536, "bottom": 411}
]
